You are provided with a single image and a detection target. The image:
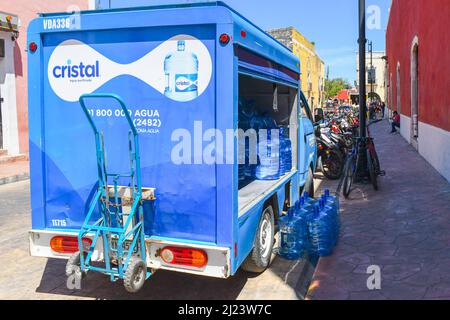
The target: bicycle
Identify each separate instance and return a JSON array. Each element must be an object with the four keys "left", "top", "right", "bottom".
[{"left": 340, "top": 120, "right": 384, "bottom": 198}]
